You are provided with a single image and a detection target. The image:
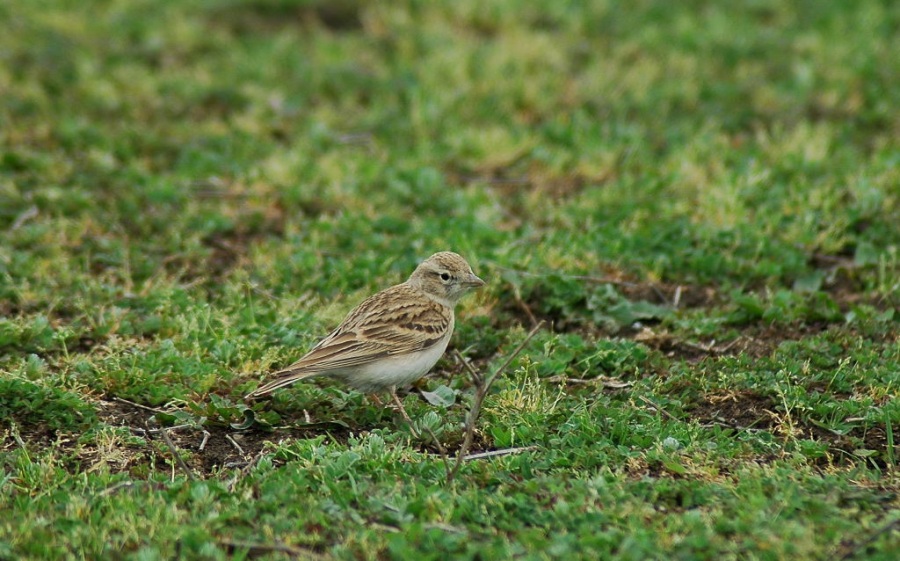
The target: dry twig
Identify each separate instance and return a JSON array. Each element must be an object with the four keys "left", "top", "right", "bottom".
[
  {"left": 420, "top": 423, "right": 450, "bottom": 472},
  {"left": 509, "top": 280, "right": 539, "bottom": 327},
  {"left": 447, "top": 322, "right": 544, "bottom": 483},
  {"left": 199, "top": 430, "right": 210, "bottom": 451},
  {"left": 678, "top": 337, "right": 742, "bottom": 355},
  {"left": 637, "top": 395, "right": 680, "bottom": 424},
  {"left": 11, "top": 205, "right": 39, "bottom": 231},
  {"left": 838, "top": 517, "right": 900, "bottom": 560},
  {"left": 112, "top": 396, "right": 167, "bottom": 415},
  {"left": 464, "top": 446, "right": 537, "bottom": 461},
  {"left": 218, "top": 539, "right": 329, "bottom": 560},
  {"left": 129, "top": 424, "right": 193, "bottom": 435},
  {"left": 225, "top": 434, "right": 245, "bottom": 456},
  {"left": 227, "top": 448, "right": 271, "bottom": 492},
  {"left": 543, "top": 375, "right": 633, "bottom": 388},
  {"left": 156, "top": 426, "right": 196, "bottom": 481}
]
